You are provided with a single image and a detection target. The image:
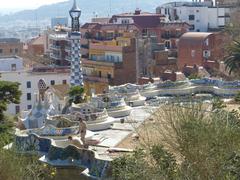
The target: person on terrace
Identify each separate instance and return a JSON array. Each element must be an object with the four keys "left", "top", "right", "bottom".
[{"left": 68, "top": 136, "right": 83, "bottom": 148}]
